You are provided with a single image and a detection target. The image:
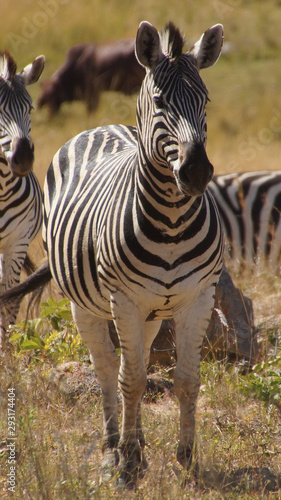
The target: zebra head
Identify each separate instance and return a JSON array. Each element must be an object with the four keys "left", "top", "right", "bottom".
[
  {"left": 135, "top": 22, "right": 223, "bottom": 197},
  {"left": 0, "top": 51, "right": 45, "bottom": 176}
]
